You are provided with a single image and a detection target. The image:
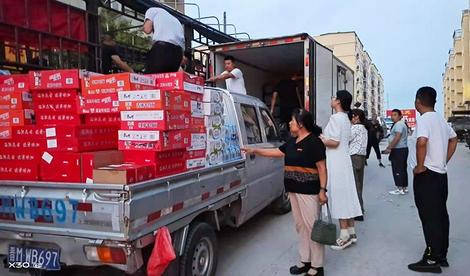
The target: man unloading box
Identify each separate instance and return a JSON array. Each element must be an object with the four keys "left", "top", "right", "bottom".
[
  {"left": 207, "top": 56, "right": 247, "bottom": 95},
  {"left": 142, "top": 7, "right": 185, "bottom": 73}
]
